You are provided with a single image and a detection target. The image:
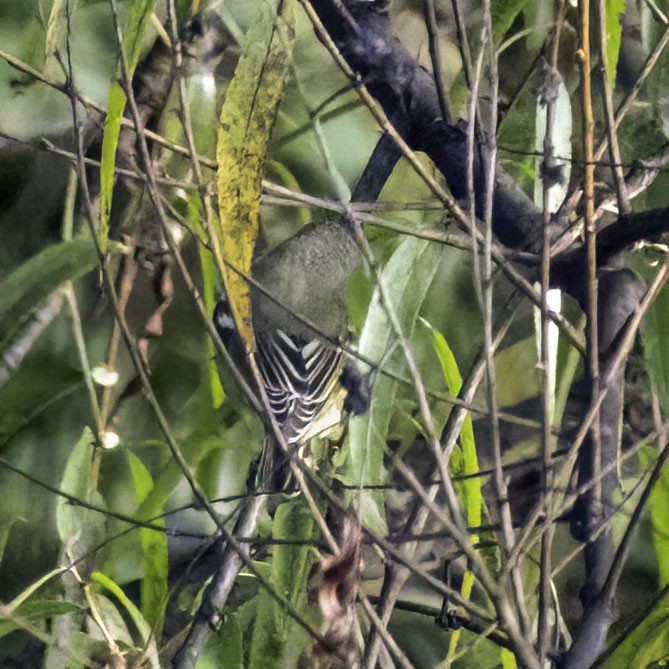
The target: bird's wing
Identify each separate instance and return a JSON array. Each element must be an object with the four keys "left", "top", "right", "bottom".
[{"left": 256, "top": 329, "right": 342, "bottom": 444}]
